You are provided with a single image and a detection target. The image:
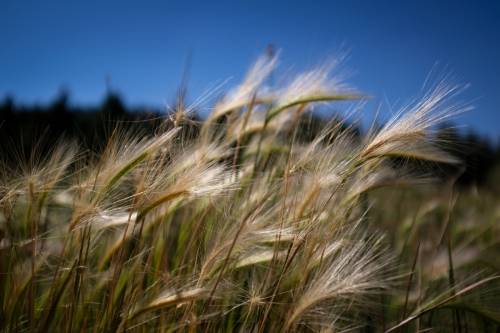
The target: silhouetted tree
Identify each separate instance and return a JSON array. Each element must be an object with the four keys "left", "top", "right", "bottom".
[
  {"left": 101, "top": 91, "right": 126, "bottom": 118},
  {"left": 0, "top": 96, "right": 14, "bottom": 121},
  {"left": 48, "top": 88, "right": 73, "bottom": 135}
]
